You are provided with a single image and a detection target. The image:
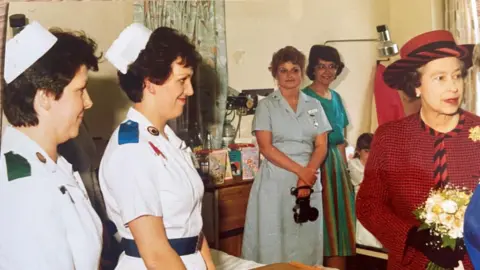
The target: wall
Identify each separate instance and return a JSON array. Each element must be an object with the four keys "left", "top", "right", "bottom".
[
  {"left": 6, "top": 1, "right": 134, "bottom": 138},
  {"left": 225, "top": 0, "right": 444, "bottom": 145},
  {"left": 389, "top": 0, "right": 444, "bottom": 49},
  {"left": 3, "top": 0, "right": 445, "bottom": 145}
]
